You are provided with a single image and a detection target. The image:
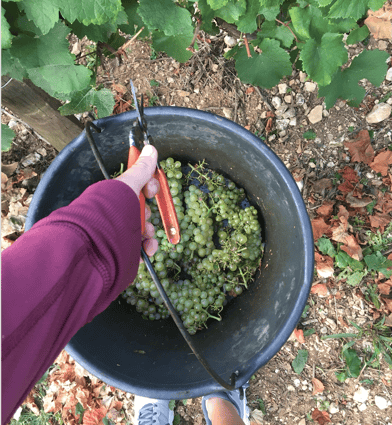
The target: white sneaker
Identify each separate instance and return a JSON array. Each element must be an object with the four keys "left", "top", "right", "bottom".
[{"left": 134, "top": 396, "right": 174, "bottom": 425}]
